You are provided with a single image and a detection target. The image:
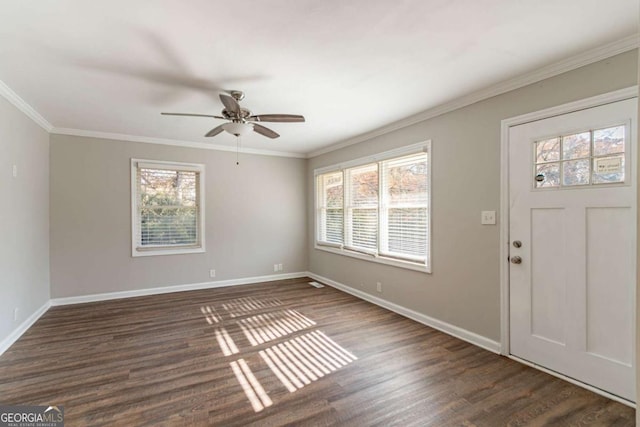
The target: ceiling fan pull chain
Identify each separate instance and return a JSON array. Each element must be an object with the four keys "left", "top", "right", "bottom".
[{"left": 236, "top": 136, "right": 241, "bottom": 165}]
